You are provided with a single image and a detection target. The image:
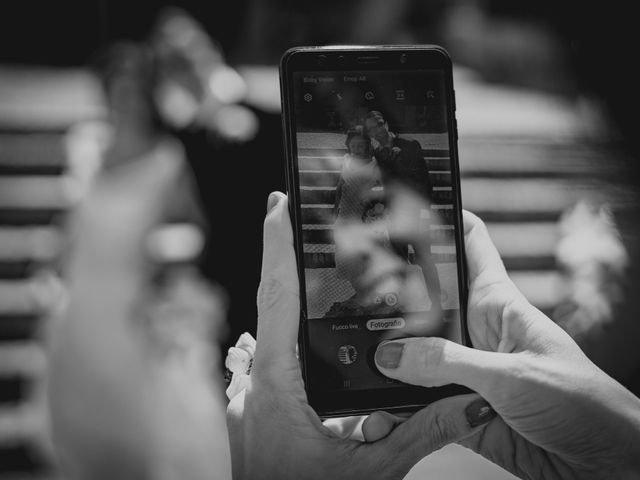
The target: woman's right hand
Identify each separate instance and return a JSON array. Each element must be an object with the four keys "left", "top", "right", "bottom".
[{"left": 375, "top": 211, "right": 640, "bottom": 479}]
